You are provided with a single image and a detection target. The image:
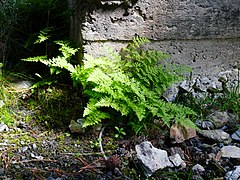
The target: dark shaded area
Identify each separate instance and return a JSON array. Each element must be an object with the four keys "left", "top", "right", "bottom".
[{"left": 1, "top": 0, "right": 71, "bottom": 76}]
